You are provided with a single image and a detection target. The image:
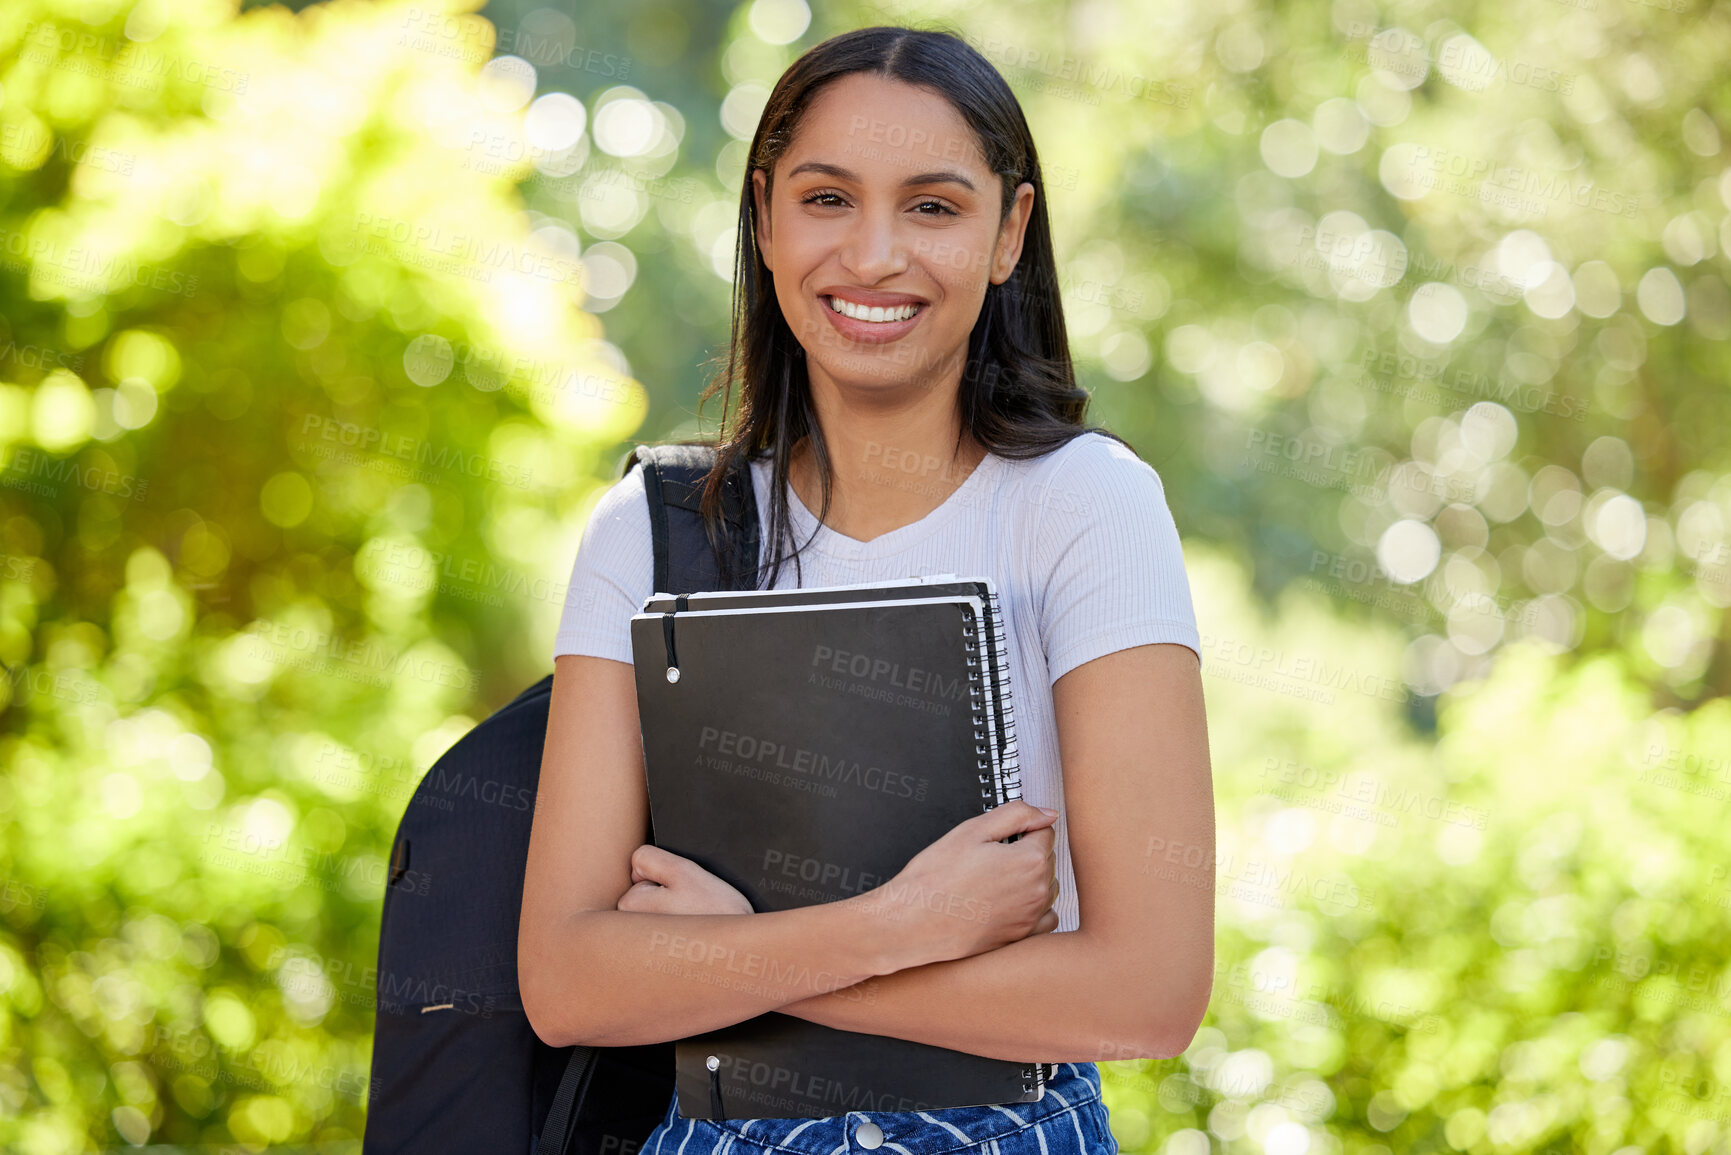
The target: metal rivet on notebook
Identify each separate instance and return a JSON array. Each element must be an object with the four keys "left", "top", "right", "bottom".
[
  {"left": 705, "top": 1054, "right": 720, "bottom": 1071},
  {"left": 855, "top": 1122, "right": 884, "bottom": 1149},
  {"left": 666, "top": 667, "right": 681, "bottom": 683}
]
